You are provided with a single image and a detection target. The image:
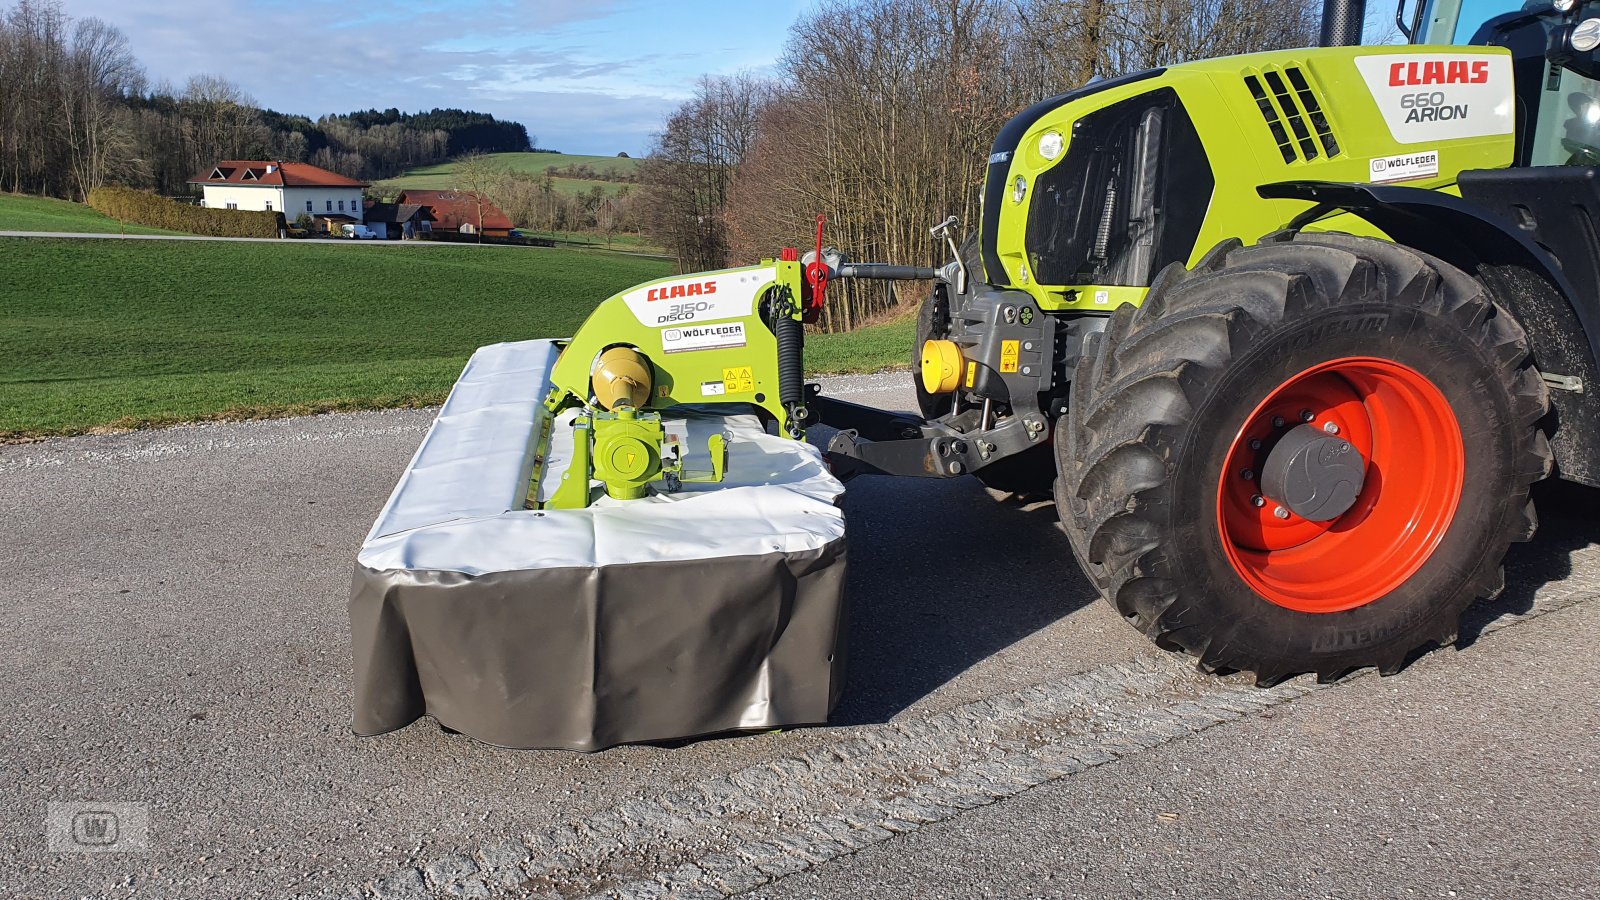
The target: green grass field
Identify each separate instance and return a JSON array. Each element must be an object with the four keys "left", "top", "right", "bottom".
[
  {"left": 1, "top": 238, "right": 910, "bottom": 438},
  {"left": 0, "top": 193, "right": 185, "bottom": 235},
  {"left": 385, "top": 152, "right": 640, "bottom": 196}
]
